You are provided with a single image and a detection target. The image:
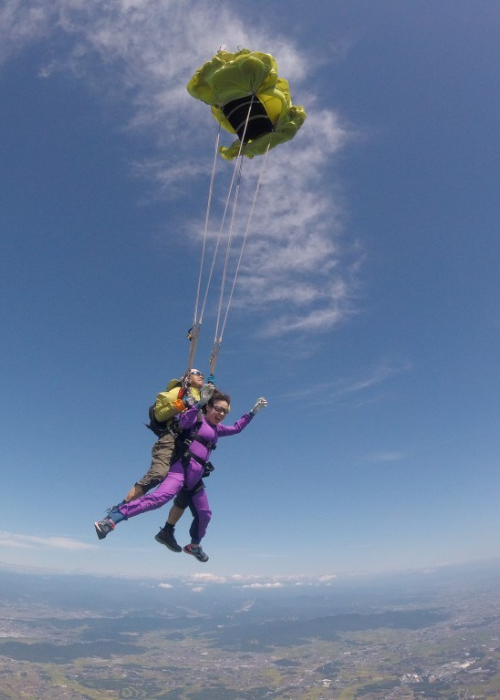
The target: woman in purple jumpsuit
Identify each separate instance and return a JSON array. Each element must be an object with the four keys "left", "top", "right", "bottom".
[{"left": 94, "top": 391, "right": 268, "bottom": 562}]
